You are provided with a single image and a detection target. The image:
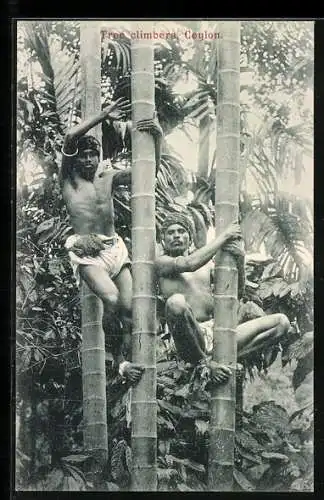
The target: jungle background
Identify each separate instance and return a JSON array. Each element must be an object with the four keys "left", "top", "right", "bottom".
[{"left": 16, "top": 20, "right": 314, "bottom": 492}]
